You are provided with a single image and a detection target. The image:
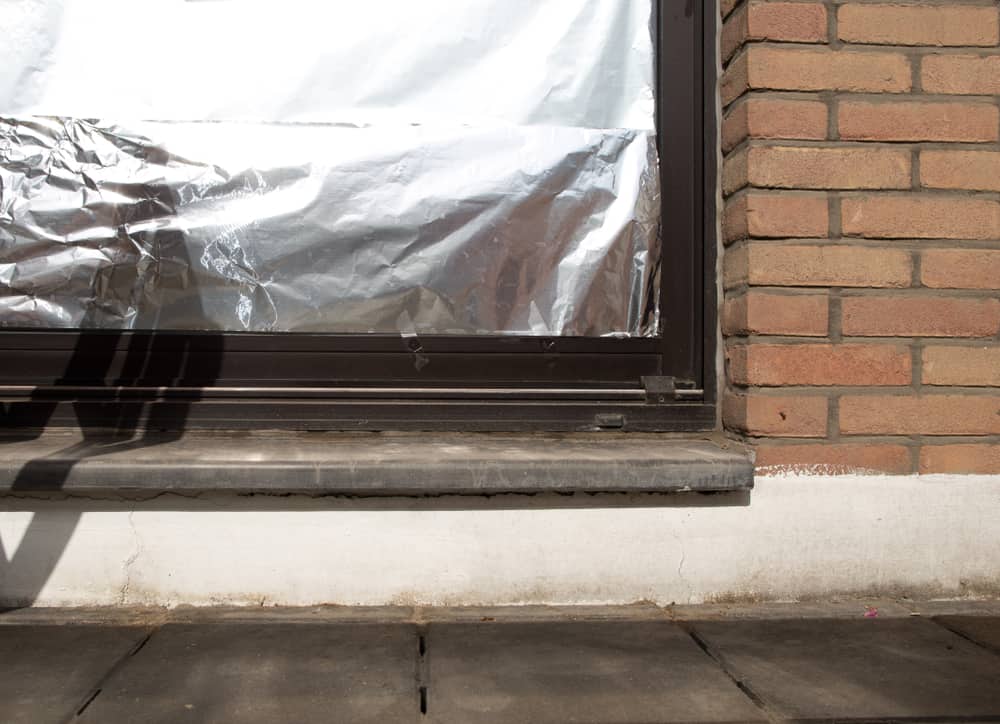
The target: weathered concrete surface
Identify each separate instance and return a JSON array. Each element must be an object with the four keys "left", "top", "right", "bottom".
[
  {"left": 3, "top": 474, "right": 999, "bottom": 608},
  {"left": 692, "top": 617, "right": 1000, "bottom": 720},
  {"left": 75, "top": 624, "right": 419, "bottom": 724},
  {"left": 425, "top": 621, "right": 767, "bottom": 723},
  {"left": 0, "top": 625, "right": 148, "bottom": 724},
  {"left": 0, "top": 431, "right": 752, "bottom": 495}
]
